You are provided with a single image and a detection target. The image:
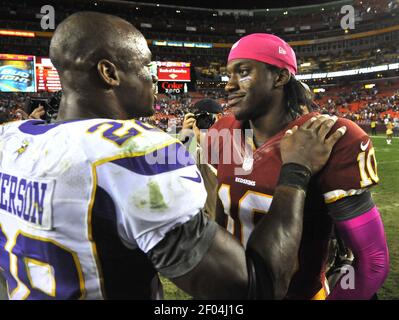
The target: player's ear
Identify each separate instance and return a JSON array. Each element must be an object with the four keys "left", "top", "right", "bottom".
[
  {"left": 97, "top": 59, "right": 120, "bottom": 87},
  {"left": 274, "top": 69, "right": 291, "bottom": 88}
]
